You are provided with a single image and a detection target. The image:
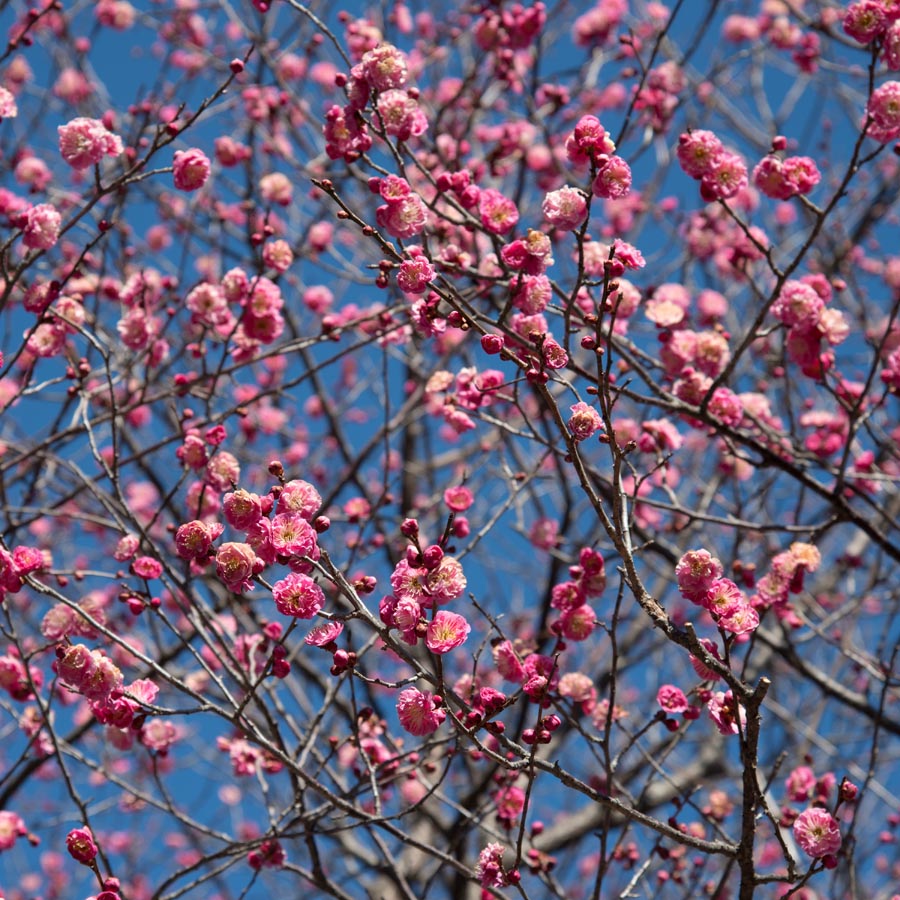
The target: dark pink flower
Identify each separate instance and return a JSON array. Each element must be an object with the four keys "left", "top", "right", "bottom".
[
  {"left": 396, "top": 687, "right": 445, "bottom": 735},
  {"left": 66, "top": 826, "right": 98, "bottom": 864}
]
